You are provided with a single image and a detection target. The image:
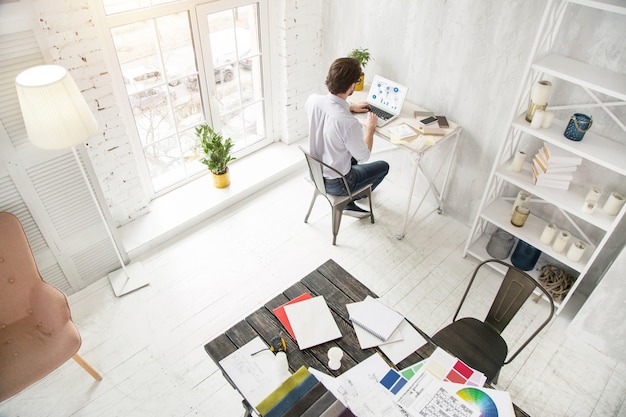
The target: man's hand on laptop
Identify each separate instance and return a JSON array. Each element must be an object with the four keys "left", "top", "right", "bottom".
[
  {"left": 349, "top": 101, "right": 370, "bottom": 113},
  {"left": 366, "top": 111, "right": 378, "bottom": 127}
]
